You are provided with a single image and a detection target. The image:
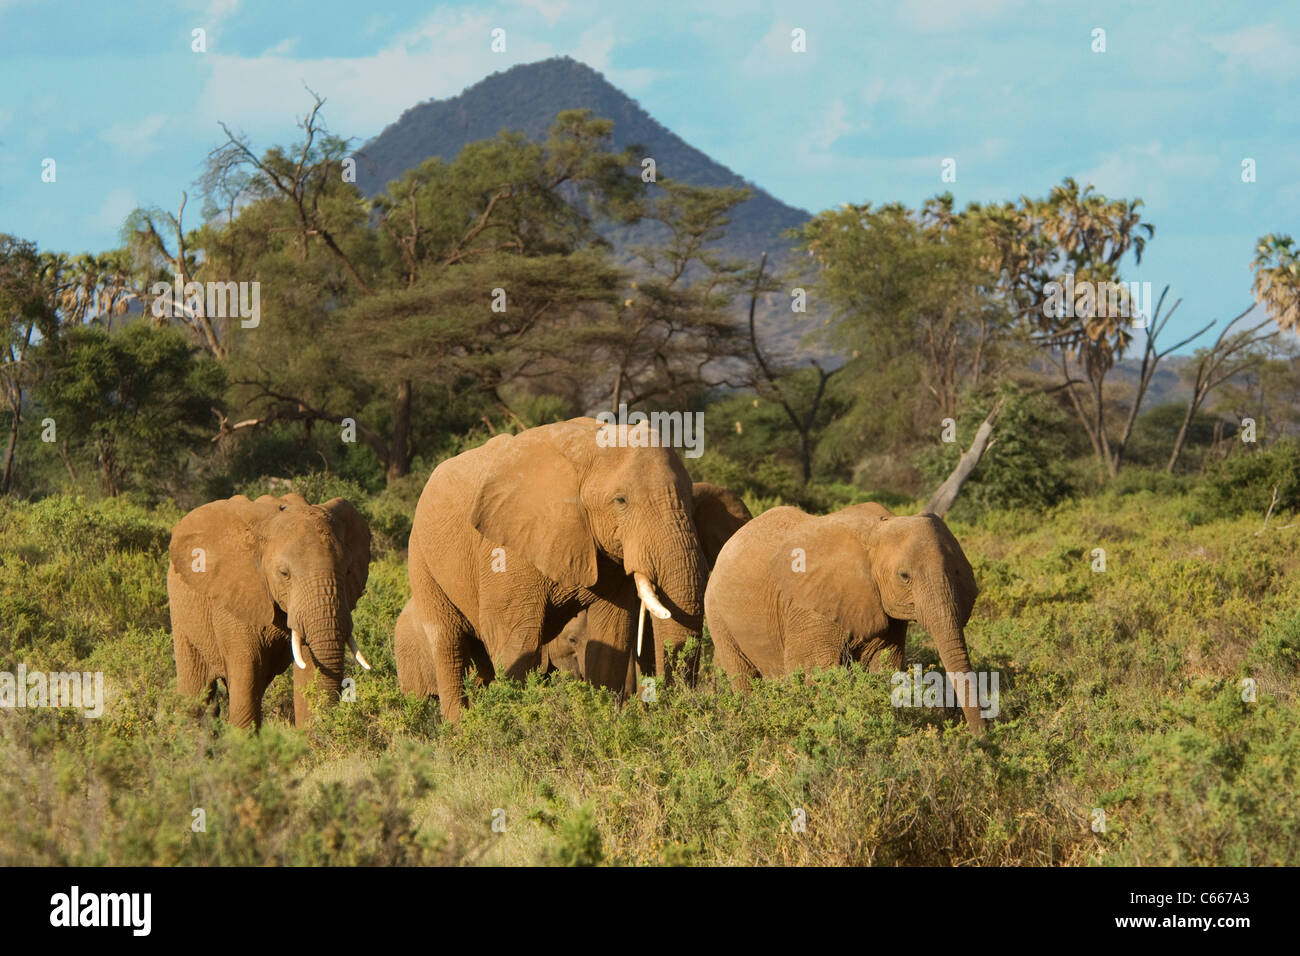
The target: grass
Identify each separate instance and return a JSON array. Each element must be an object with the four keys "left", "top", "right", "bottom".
[{"left": 1, "top": 489, "right": 1297, "bottom": 865}]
